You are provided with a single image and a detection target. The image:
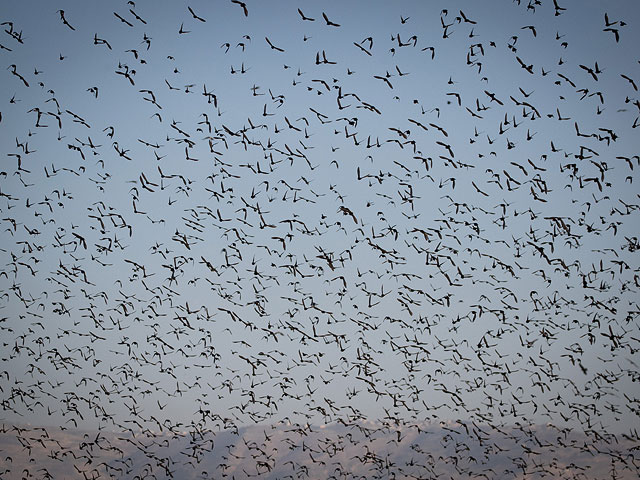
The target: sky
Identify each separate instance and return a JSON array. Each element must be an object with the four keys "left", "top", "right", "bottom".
[{"left": 1, "top": 0, "right": 639, "bottom": 477}]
